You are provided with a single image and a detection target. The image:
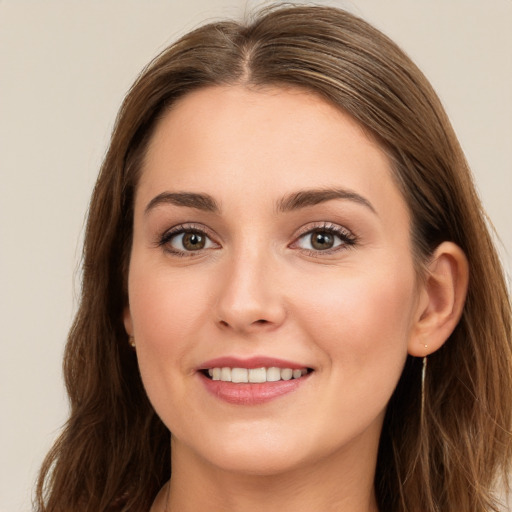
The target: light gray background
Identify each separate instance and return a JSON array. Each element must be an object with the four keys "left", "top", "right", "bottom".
[{"left": 1, "top": 1, "right": 511, "bottom": 511}]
